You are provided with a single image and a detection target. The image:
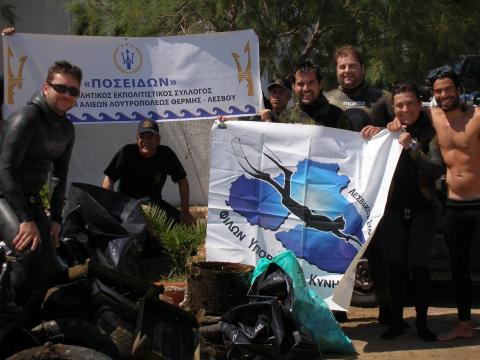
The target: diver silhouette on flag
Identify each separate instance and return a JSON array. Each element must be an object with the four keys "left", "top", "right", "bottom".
[{"left": 231, "top": 137, "right": 362, "bottom": 250}]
